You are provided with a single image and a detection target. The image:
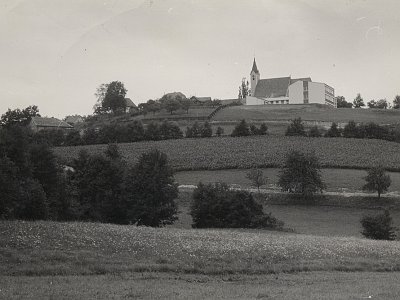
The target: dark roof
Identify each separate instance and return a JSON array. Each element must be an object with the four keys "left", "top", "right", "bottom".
[
  {"left": 251, "top": 58, "right": 259, "bottom": 74},
  {"left": 124, "top": 98, "right": 136, "bottom": 107},
  {"left": 64, "top": 115, "right": 83, "bottom": 124},
  {"left": 254, "top": 77, "right": 291, "bottom": 98},
  {"left": 191, "top": 96, "right": 212, "bottom": 102},
  {"left": 290, "top": 77, "right": 312, "bottom": 84},
  {"left": 31, "top": 117, "right": 73, "bottom": 128}
]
